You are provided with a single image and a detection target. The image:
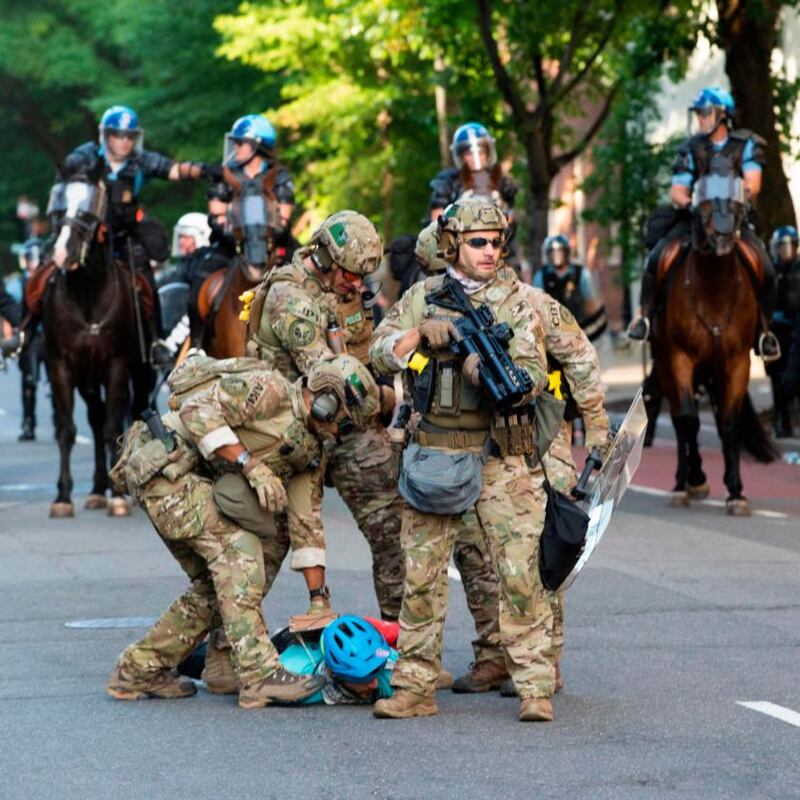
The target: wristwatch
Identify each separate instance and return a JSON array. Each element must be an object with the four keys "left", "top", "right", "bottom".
[{"left": 234, "top": 450, "right": 252, "bottom": 472}]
